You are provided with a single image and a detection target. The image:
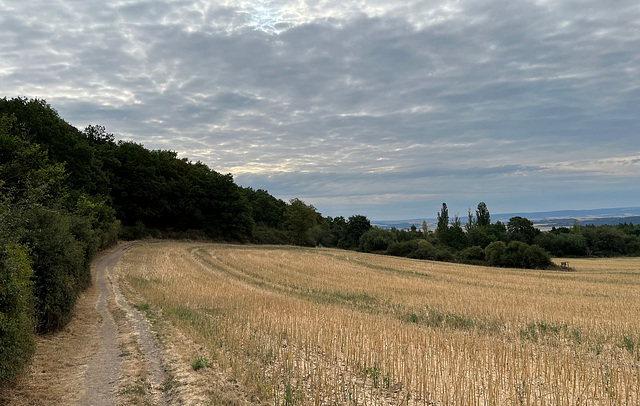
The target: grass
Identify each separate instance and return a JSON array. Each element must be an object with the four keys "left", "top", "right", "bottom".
[
  {"left": 118, "top": 242, "right": 640, "bottom": 405},
  {"left": 191, "top": 356, "right": 210, "bottom": 371}
]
